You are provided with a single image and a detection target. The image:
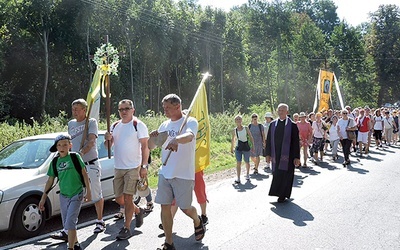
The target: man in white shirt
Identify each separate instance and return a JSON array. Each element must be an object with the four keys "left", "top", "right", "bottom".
[
  {"left": 149, "top": 94, "right": 205, "bottom": 250},
  {"left": 104, "top": 99, "right": 149, "bottom": 240}
]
